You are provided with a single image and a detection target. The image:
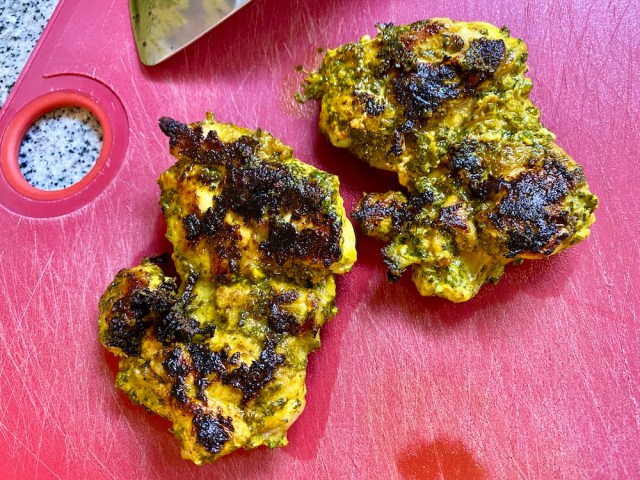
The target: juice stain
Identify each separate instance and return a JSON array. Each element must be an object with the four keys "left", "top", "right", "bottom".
[{"left": 397, "top": 437, "right": 487, "bottom": 480}]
